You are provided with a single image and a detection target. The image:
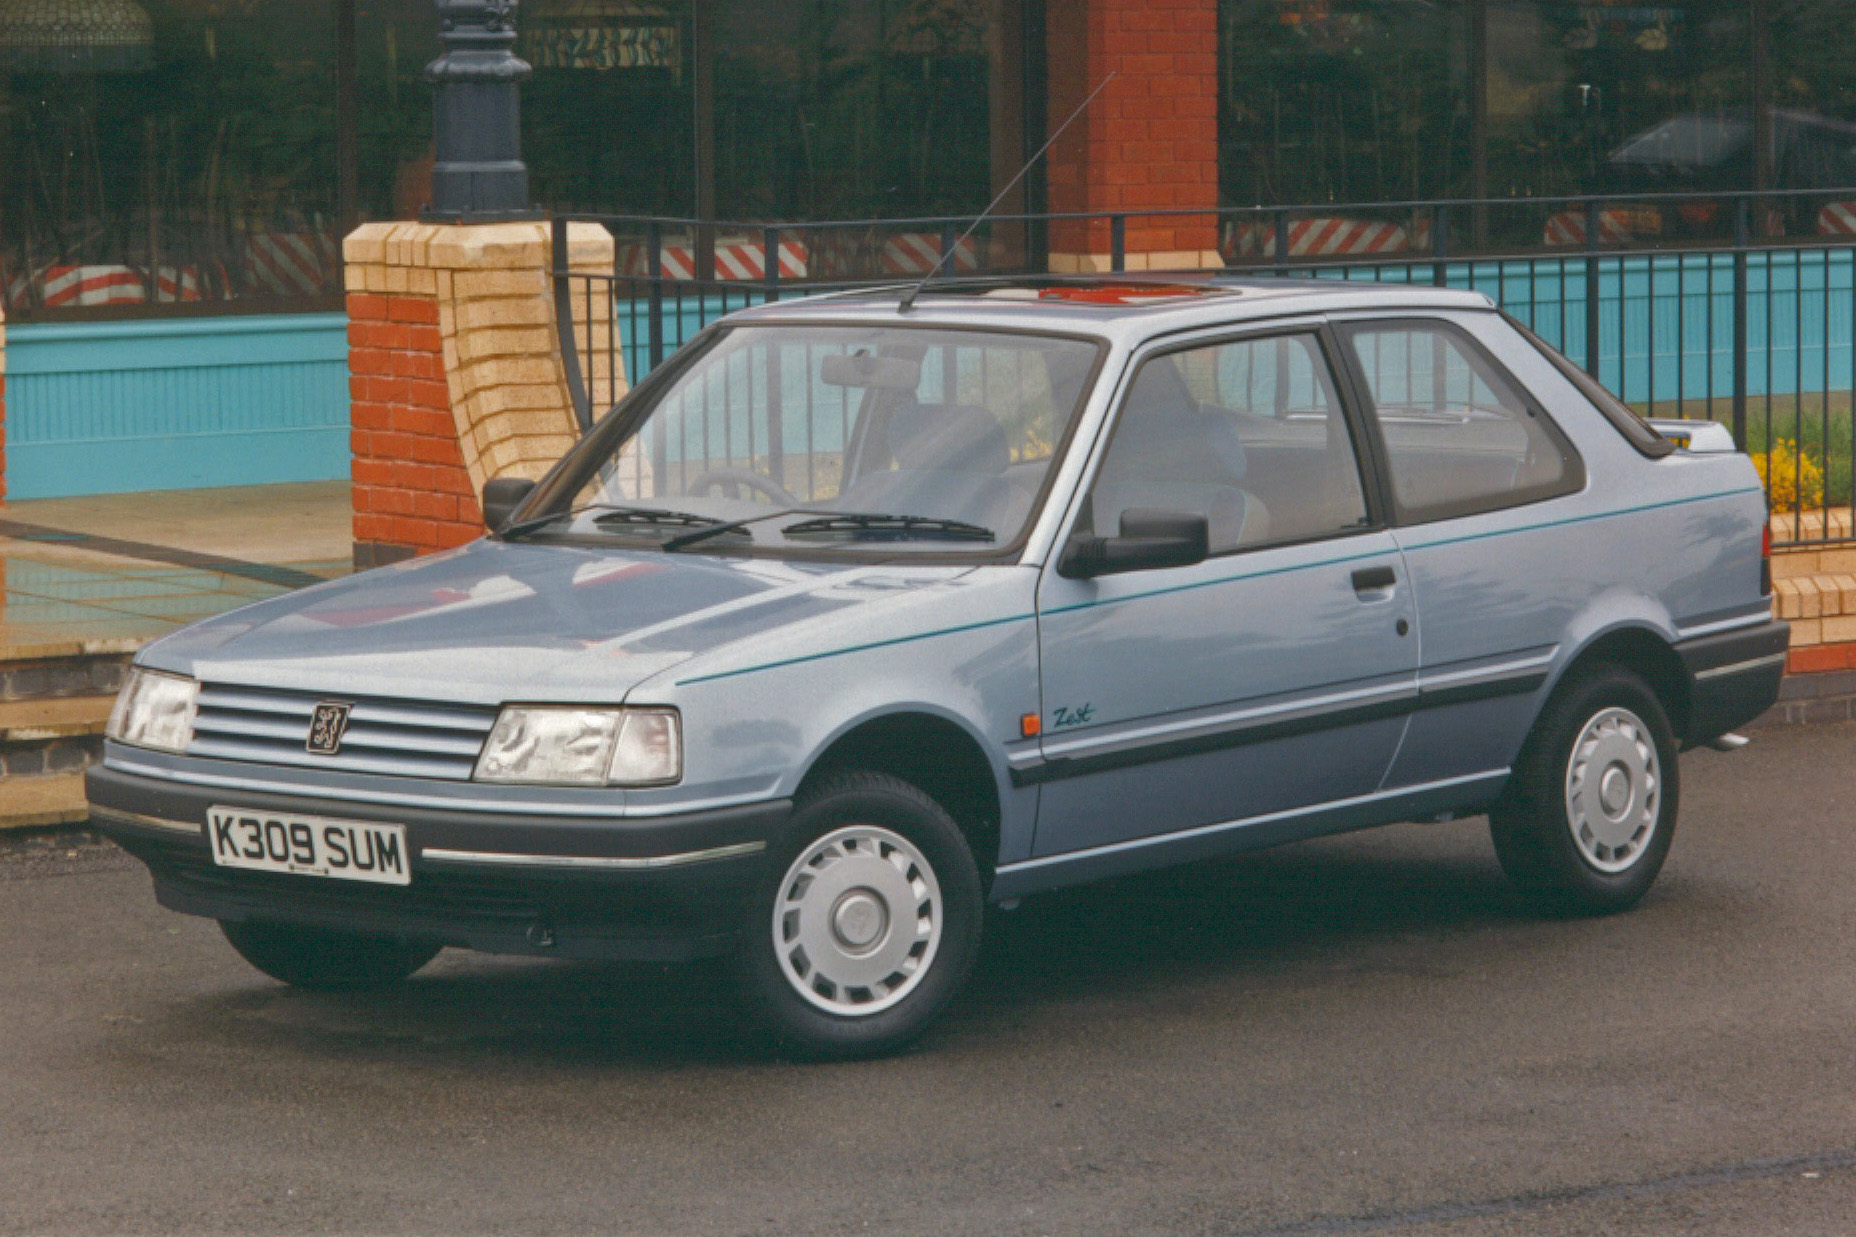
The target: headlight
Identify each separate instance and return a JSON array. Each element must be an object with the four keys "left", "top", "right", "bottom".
[
  {"left": 474, "top": 706, "right": 681, "bottom": 787},
  {"left": 106, "top": 668, "right": 199, "bottom": 754}
]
